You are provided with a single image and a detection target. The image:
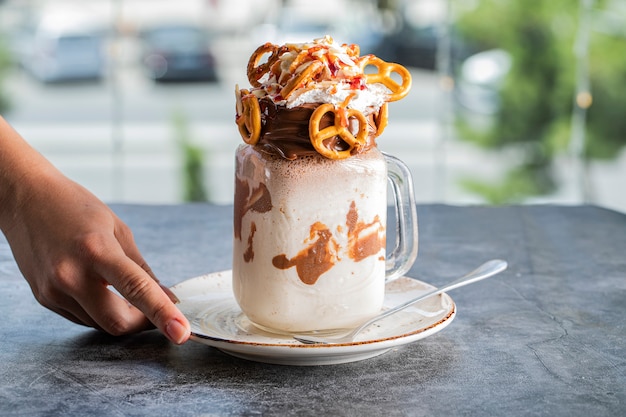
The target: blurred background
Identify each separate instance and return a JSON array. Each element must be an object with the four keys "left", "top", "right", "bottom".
[{"left": 0, "top": 0, "right": 624, "bottom": 212}]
